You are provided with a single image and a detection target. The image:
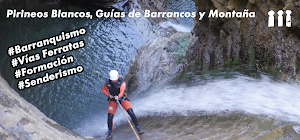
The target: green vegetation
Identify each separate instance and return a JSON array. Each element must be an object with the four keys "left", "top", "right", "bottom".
[
  {"left": 166, "top": 33, "right": 190, "bottom": 64},
  {"left": 290, "top": 75, "right": 296, "bottom": 80},
  {"left": 232, "top": 58, "right": 240, "bottom": 71},
  {"left": 170, "top": 72, "right": 192, "bottom": 83},
  {"left": 261, "top": 127, "right": 283, "bottom": 140},
  {"left": 296, "top": 57, "right": 299, "bottom": 73},
  {"left": 249, "top": 49, "right": 255, "bottom": 69},
  {"left": 223, "top": 58, "right": 240, "bottom": 71},
  {"left": 233, "top": 58, "right": 240, "bottom": 65},
  {"left": 243, "top": 49, "right": 257, "bottom": 76},
  {"left": 224, "top": 60, "right": 231, "bottom": 67},
  {"left": 175, "top": 33, "right": 190, "bottom": 64}
]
